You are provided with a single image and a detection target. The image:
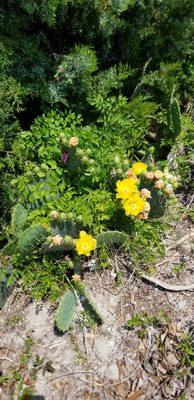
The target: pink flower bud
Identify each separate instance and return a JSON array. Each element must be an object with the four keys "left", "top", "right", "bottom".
[
  {"left": 69, "top": 137, "right": 79, "bottom": 147},
  {"left": 137, "top": 212, "right": 149, "bottom": 220},
  {"left": 61, "top": 151, "right": 69, "bottom": 164},
  {"left": 50, "top": 235, "right": 63, "bottom": 246},
  {"left": 154, "top": 169, "right": 164, "bottom": 179},
  {"left": 145, "top": 171, "right": 154, "bottom": 180},
  {"left": 164, "top": 184, "right": 174, "bottom": 194},
  {"left": 143, "top": 202, "right": 151, "bottom": 212},
  {"left": 155, "top": 179, "right": 164, "bottom": 189},
  {"left": 50, "top": 210, "right": 59, "bottom": 219},
  {"left": 140, "top": 188, "right": 151, "bottom": 199}
]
